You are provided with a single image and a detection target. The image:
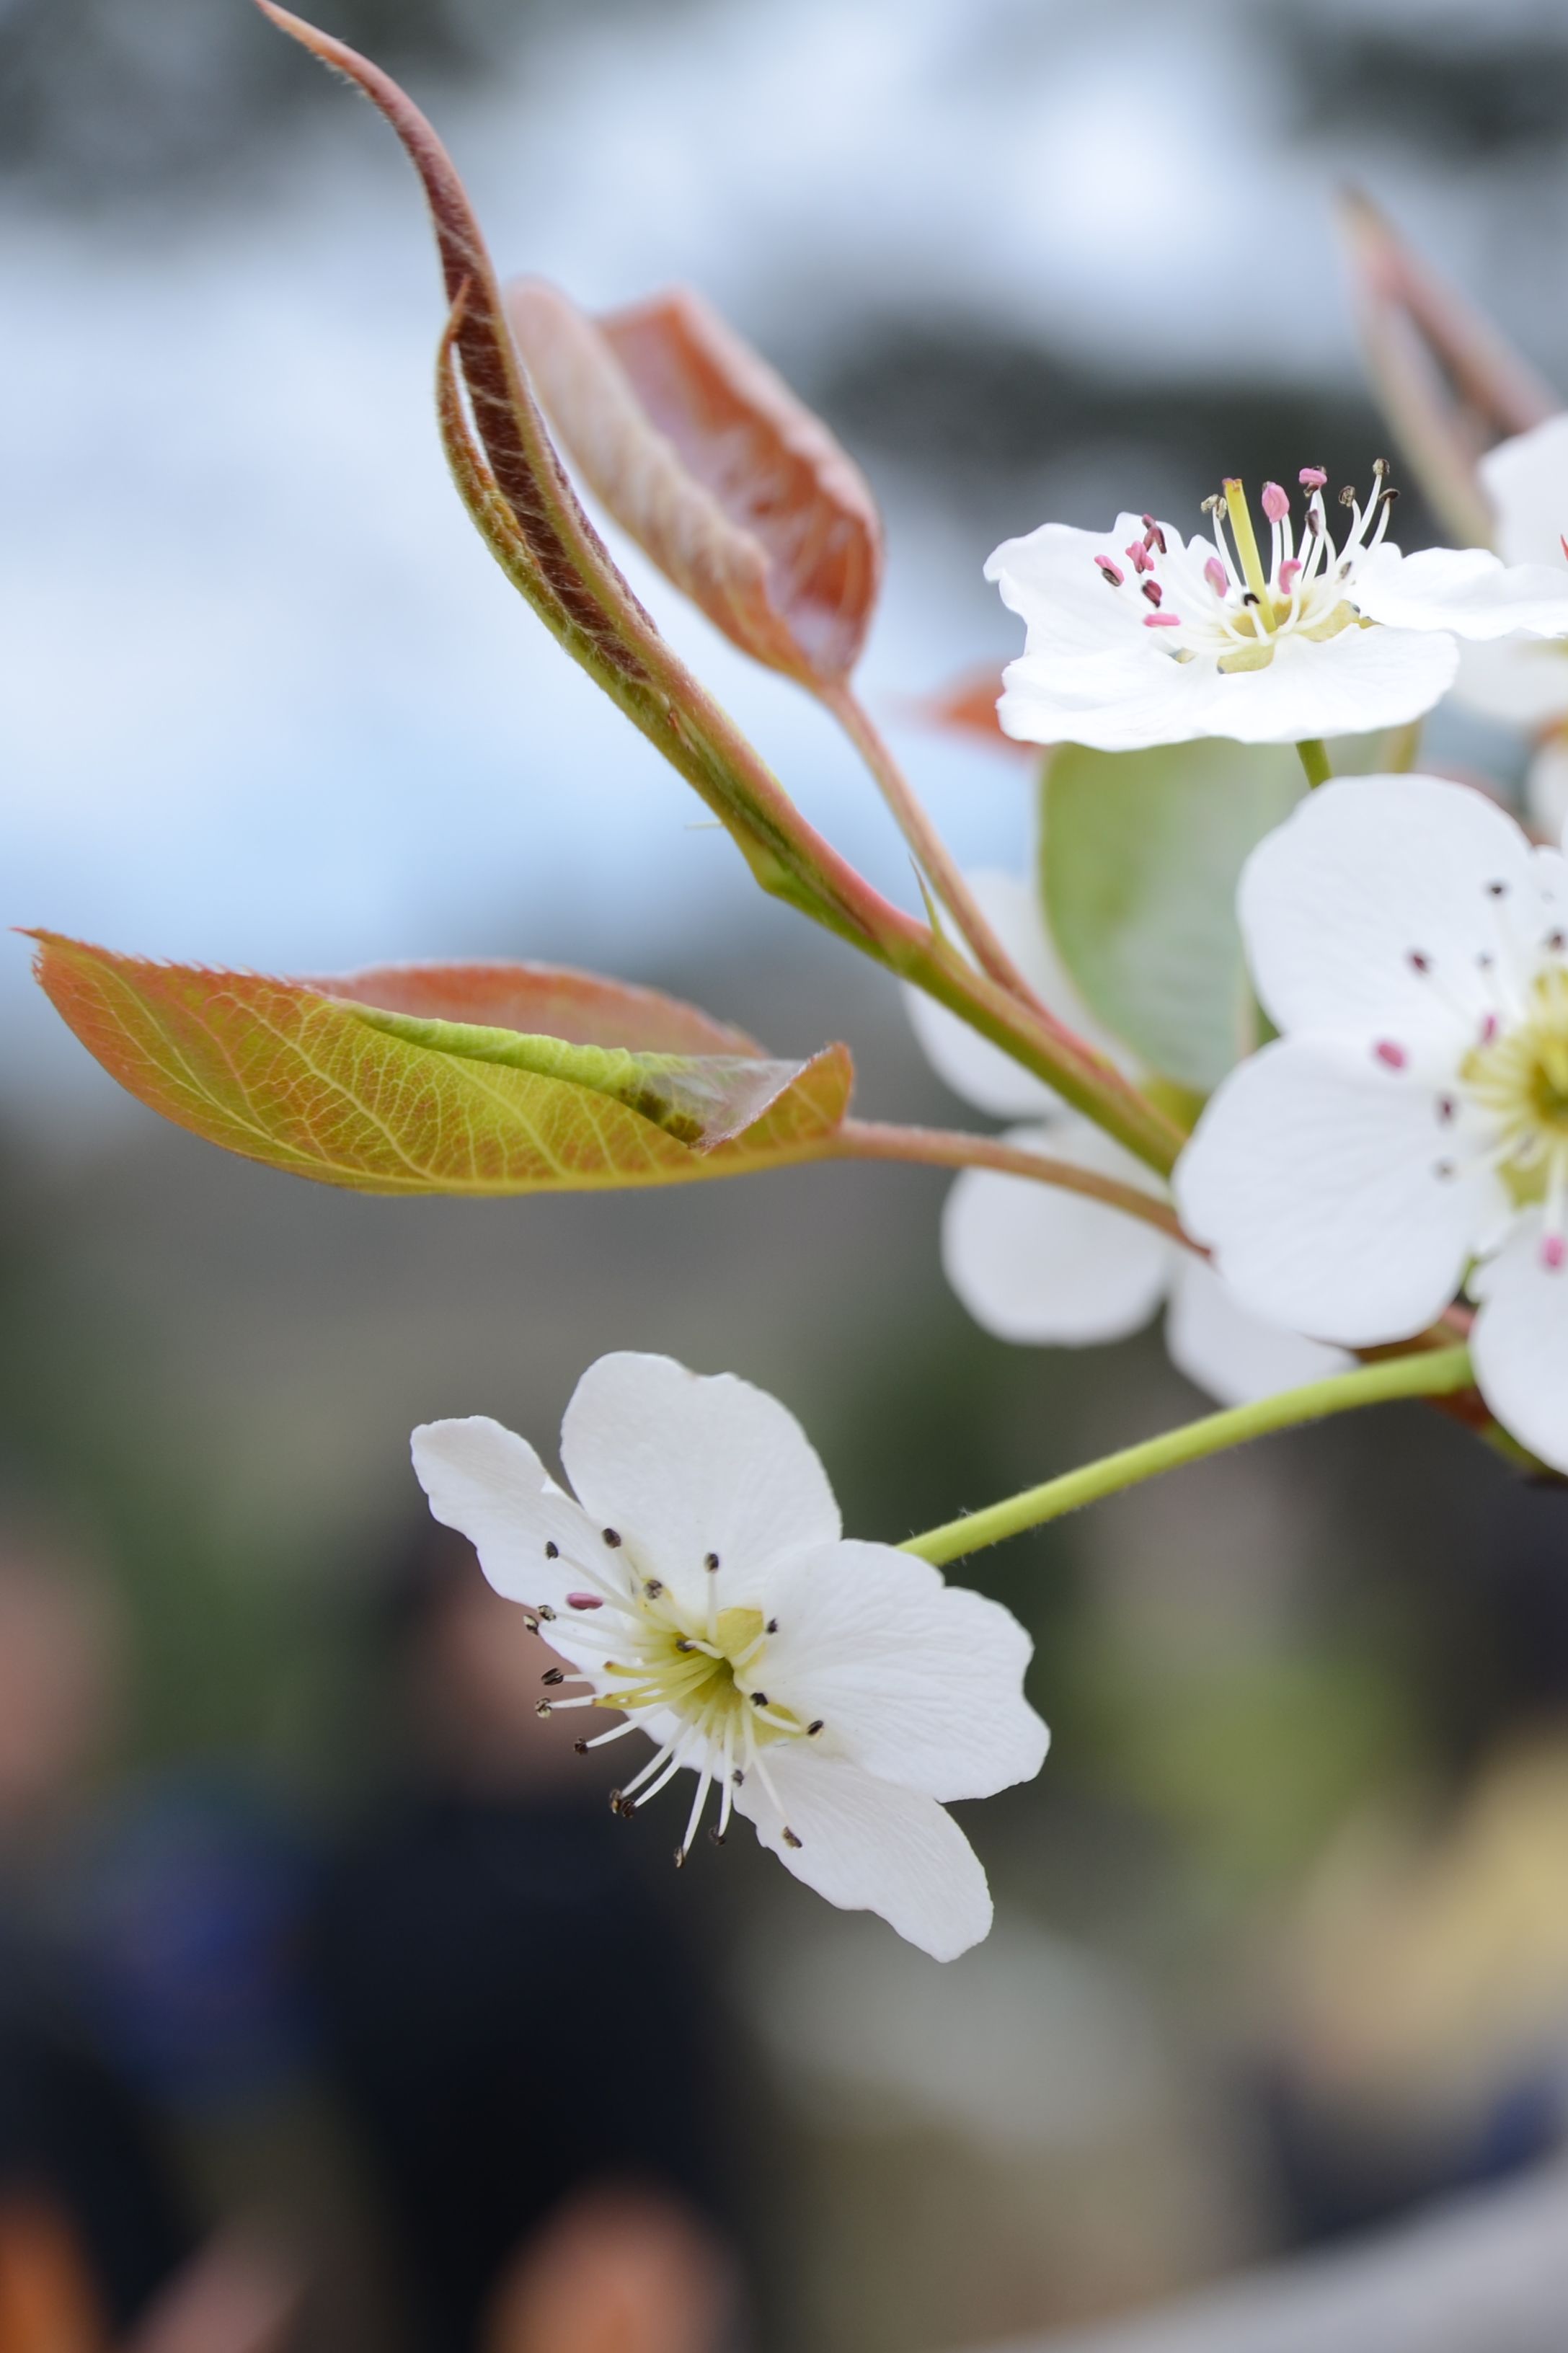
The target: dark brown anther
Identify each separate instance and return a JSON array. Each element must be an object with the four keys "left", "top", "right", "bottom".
[
  {"left": 1487, "top": 880, "right": 1508, "bottom": 897},
  {"left": 1549, "top": 931, "right": 1566, "bottom": 951},
  {"left": 676, "top": 1638, "right": 695, "bottom": 1653},
  {"left": 544, "top": 1541, "right": 559, "bottom": 1559},
  {"left": 539, "top": 1605, "right": 557, "bottom": 1621},
  {"left": 750, "top": 1690, "right": 769, "bottom": 1707},
  {"left": 766, "top": 1618, "right": 779, "bottom": 1634},
  {"left": 1141, "top": 579, "right": 1163, "bottom": 607},
  {"left": 1339, "top": 484, "right": 1357, "bottom": 507},
  {"left": 535, "top": 1701, "right": 552, "bottom": 1719},
  {"left": 782, "top": 1827, "right": 803, "bottom": 1849},
  {"left": 645, "top": 1578, "right": 664, "bottom": 1598},
  {"left": 807, "top": 1719, "right": 823, "bottom": 1735},
  {"left": 704, "top": 1551, "right": 720, "bottom": 1572},
  {"left": 673, "top": 1847, "right": 686, "bottom": 1870},
  {"left": 541, "top": 1667, "right": 565, "bottom": 1685},
  {"left": 1242, "top": 591, "right": 1260, "bottom": 607},
  {"left": 523, "top": 1614, "right": 540, "bottom": 1634},
  {"left": 732, "top": 1768, "right": 745, "bottom": 1786},
  {"left": 1409, "top": 951, "right": 1430, "bottom": 972},
  {"left": 603, "top": 1528, "right": 622, "bottom": 1548},
  {"left": 707, "top": 1828, "right": 727, "bottom": 1847},
  {"left": 573, "top": 1739, "right": 589, "bottom": 1755}
]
